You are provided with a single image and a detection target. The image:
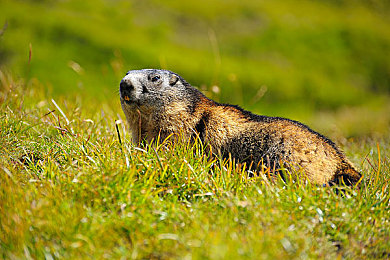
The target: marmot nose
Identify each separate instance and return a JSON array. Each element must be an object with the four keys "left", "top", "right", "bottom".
[{"left": 120, "top": 80, "right": 134, "bottom": 91}]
